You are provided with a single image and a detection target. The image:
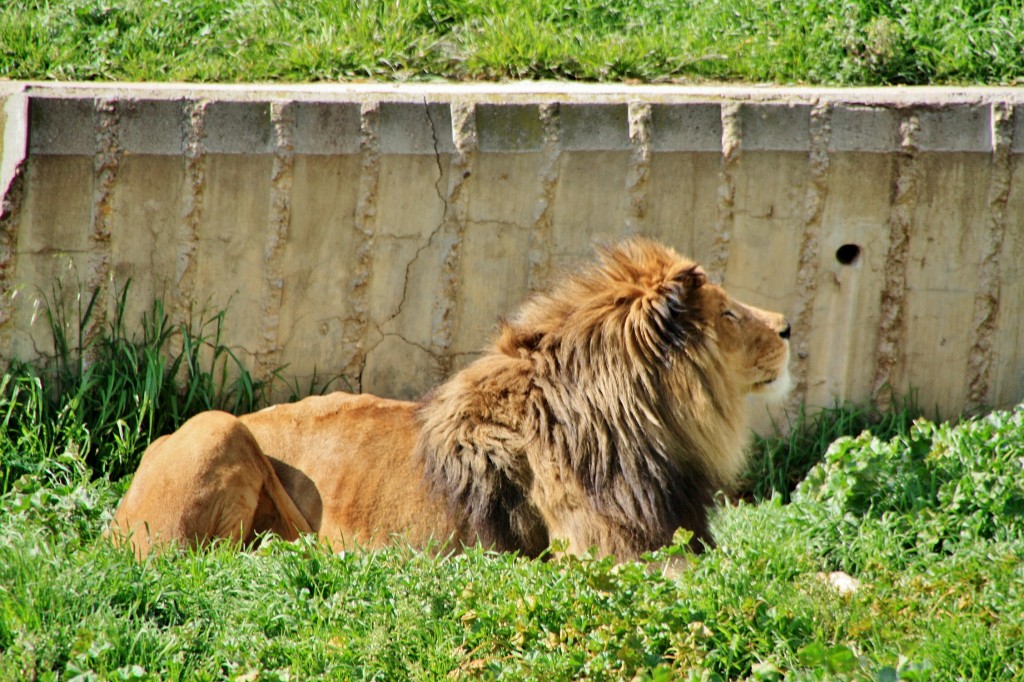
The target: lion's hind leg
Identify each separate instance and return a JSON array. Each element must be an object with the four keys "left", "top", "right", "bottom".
[{"left": 107, "top": 411, "right": 310, "bottom": 558}]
